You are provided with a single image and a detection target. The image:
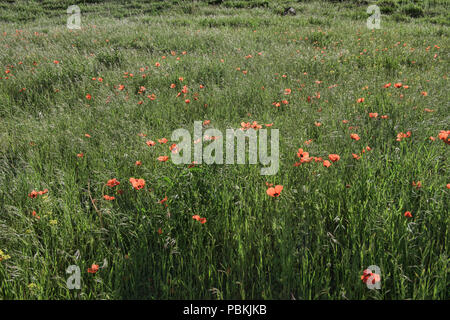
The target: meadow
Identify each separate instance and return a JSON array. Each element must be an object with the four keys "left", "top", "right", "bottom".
[{"left": 0, "top": 0, "right": 448, "bottom": 299}]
